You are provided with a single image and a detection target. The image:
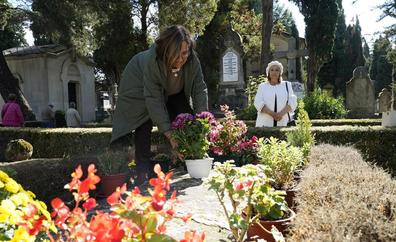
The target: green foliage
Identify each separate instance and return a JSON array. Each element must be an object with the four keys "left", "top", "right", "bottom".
[
  {"left": 236, "top": 105, "right": 257, "bottom": 121},
  {"left": 303, "top": 89, "right": 347, "bottom": 119},
  {"left": 158, "top": 0, "right": 218, "bottom": 36},
  {"left": 93, "top": 0, "right": 141, "bottom": 86},
  {"left": 291, "top": 0, "right": 339, "bottom": 91},
  {"left": 370, "top": 36, "right": 393, "bottom": 96},
  {"left": 205, "top": 161, "right": 287, "bottom": 241},
  {"left": 378, "top": 0, "right": 396, "bottom": 41},
  {"left": 246, "top": 74, "right": 266, "bottom": 106},
  {"left": 0, "top": 0, "right": 26, "bottom": 51},
  {"left": 31, "top": 0, "right": 97, "bottom": 56},
  {"left": 96, "top": 149, "right": 132, "bottom": 176},
  {"left": 286, "top": 101, "right": 315, "bottom": 161},
  {"left": 257, "top": 137, "right": 303, "bottom": 189},
  {"left": 5, "top": 139, "right": 33, "bottom": 161}
]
